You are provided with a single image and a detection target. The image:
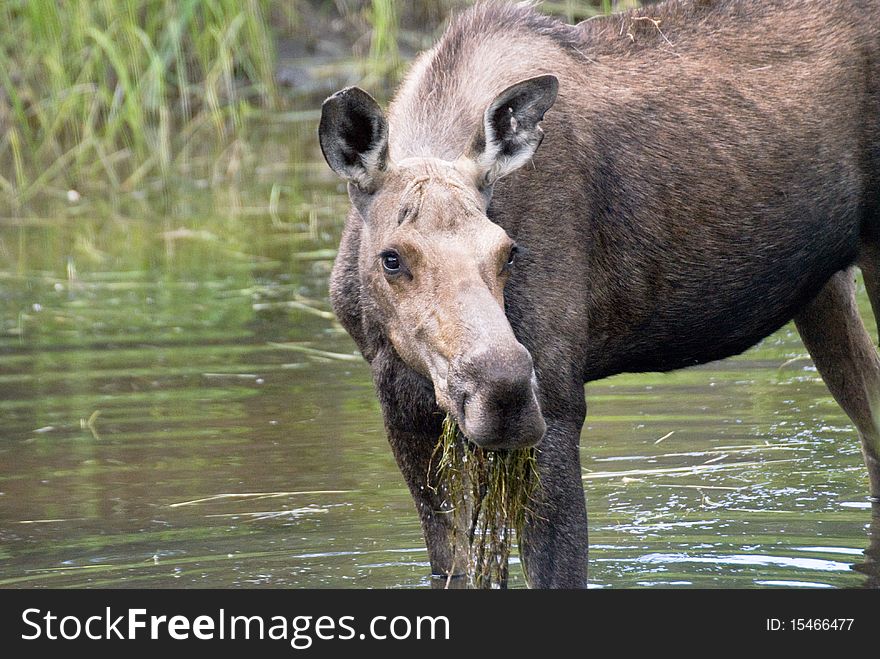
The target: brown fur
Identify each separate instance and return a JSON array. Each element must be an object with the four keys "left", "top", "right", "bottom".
[{"left": 321, "top": 0, "right": 880, "bottom": 587}]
